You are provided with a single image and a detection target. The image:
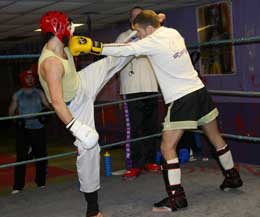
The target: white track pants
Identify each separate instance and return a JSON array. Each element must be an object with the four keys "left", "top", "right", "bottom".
[{"left": 68, "top": 56, "right": 131, "bottom": 192}]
